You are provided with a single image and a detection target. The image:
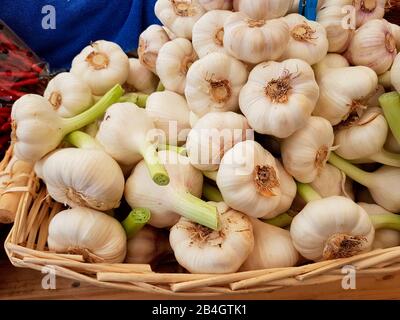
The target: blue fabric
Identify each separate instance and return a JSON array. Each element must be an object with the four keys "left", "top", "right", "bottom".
[{"left": 0, "top": 0, "right": 160, "bottom": 71}]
